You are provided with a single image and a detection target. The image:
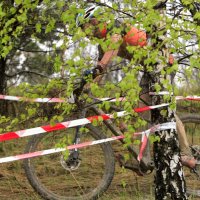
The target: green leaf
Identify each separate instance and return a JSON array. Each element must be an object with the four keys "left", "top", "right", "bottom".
[
  {"left": 17, "top": 12, "right": 27, "bottom": 22},
  {"left": 15, "top": 0, "right": 22, "bottom": 5},
  {"left": 45, "top": 18, "right": 56, "bottom": 33},
  {"left": 54, "top": 55, "right": 62, "bottom": 72},
  {"left": 36, "top": 23, "right": 42, "bottom": 33},
  {"left": 92, "top": 119, "right": 98, "bottom": 126}
]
